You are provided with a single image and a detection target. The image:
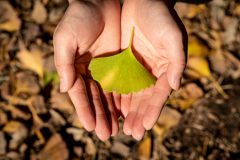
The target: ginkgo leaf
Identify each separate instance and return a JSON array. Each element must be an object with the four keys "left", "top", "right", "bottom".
[{"left": 89, "top": 27, "right": 157, "bottom": 95}]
